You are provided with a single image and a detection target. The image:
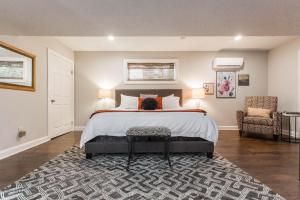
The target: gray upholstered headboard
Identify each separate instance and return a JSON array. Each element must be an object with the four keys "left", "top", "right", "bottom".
[{"left": 115, "top": 89, "right": 182, "bottom": 107}]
